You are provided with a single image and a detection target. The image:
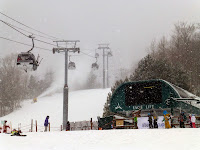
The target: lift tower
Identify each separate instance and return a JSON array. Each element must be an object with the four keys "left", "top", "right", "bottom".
[
  {"left": 98, "top": 44, "right": 110, "bottom": 89},
  {"left": 52, "top": 40, "right": 80, "bottom": 130}
]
